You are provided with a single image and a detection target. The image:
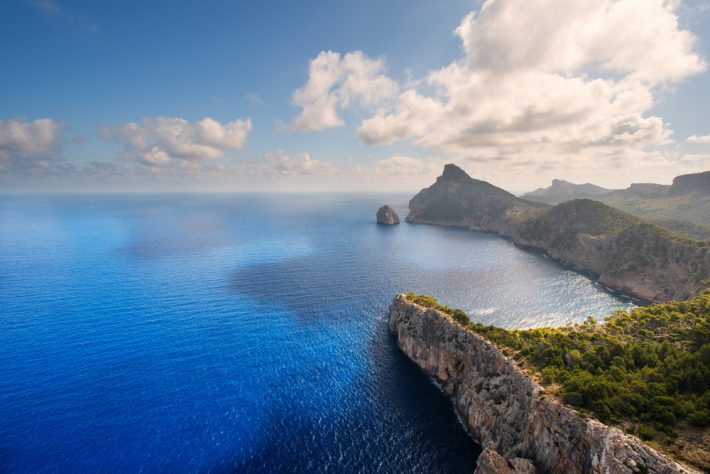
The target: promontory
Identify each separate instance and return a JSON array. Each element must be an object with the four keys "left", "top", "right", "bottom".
[
  {"left": 406, "top": 164, "right": 710, "bottom": 302},
  {"left": 389, "top": 292, "right": 708, "bottom": 472}
]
